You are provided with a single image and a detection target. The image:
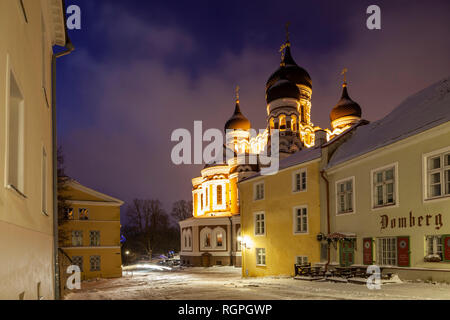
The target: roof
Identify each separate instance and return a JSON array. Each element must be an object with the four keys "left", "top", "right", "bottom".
[
  {"left": 224, "top": 102, "right": 251, "bottom": 131},
  {"left": 330, "top": 85, "right": 362, "bottom": 122},
  {"left": 66, "top": 179, "right": 124, "bottom": 205},
  {"left": 266, "top": 44, "right": 312, "bottom": 91},
  {"left": 240, "top": 147, "right": 321, "bottom": 182},
  {"left": 327, "top": 76, "right": 450, "bottom": 169}
]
